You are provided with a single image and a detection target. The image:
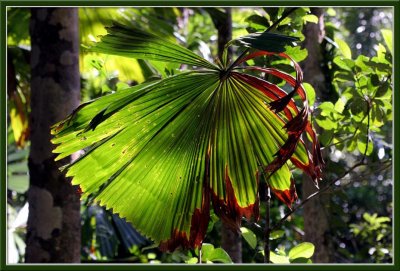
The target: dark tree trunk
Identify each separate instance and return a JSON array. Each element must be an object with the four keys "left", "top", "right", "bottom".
[
  {"left": 301, "top": 8, "right": 334, "bottom": 263},
  {"left": 216, "top": 8, "right": 232, "bottom": 60},
  {"left": 26, "top": 8, "right": 81, "bottom": 263},
  {"left": 214, "top": 7, "right": 242, "bottom": 263}
]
